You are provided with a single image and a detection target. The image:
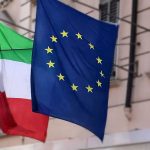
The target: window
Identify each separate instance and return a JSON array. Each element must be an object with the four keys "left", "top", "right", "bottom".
[
  {"left": 99, "top": 0, "right": 120, "bottom": 23},
  {"left": 99, "top": 0, "right": 120, "bottom": 79}
]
